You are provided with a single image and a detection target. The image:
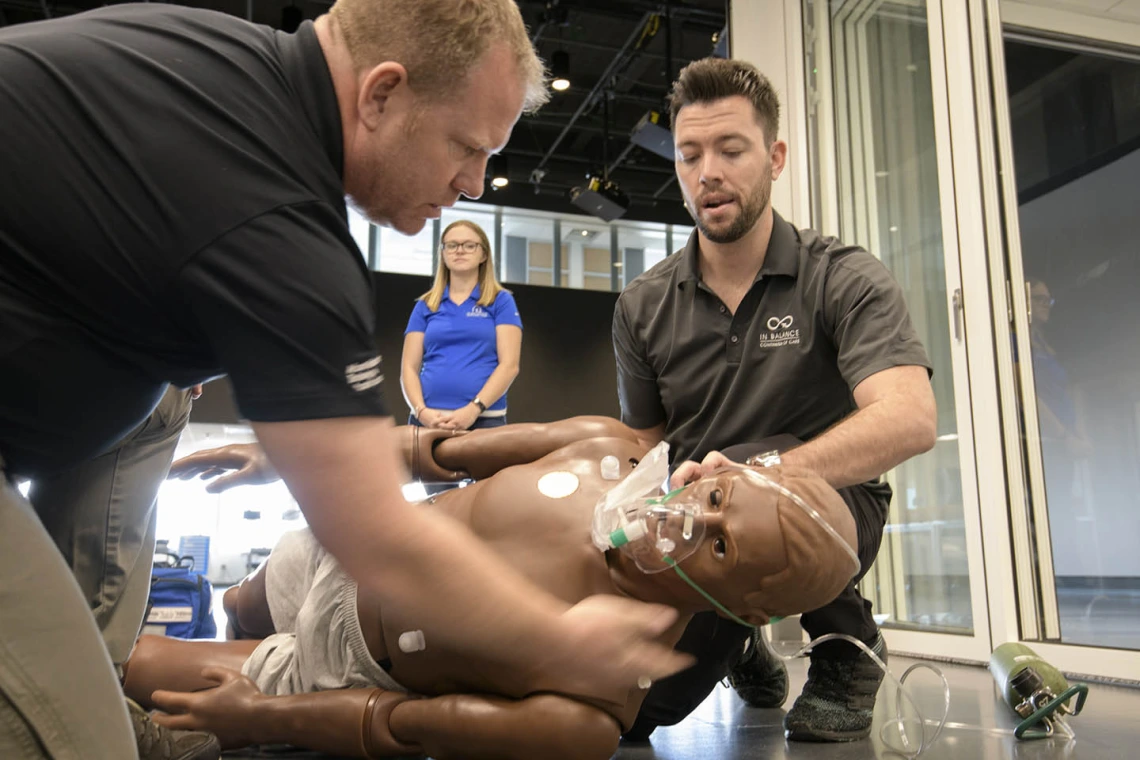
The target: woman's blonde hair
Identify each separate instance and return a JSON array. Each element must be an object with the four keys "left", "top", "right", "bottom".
[
  {"left": 328, "top": 0, "right": 549, "bottom": 114},
  {"left": 421, "top": 220, "right": 504, "bottom": 312}
]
